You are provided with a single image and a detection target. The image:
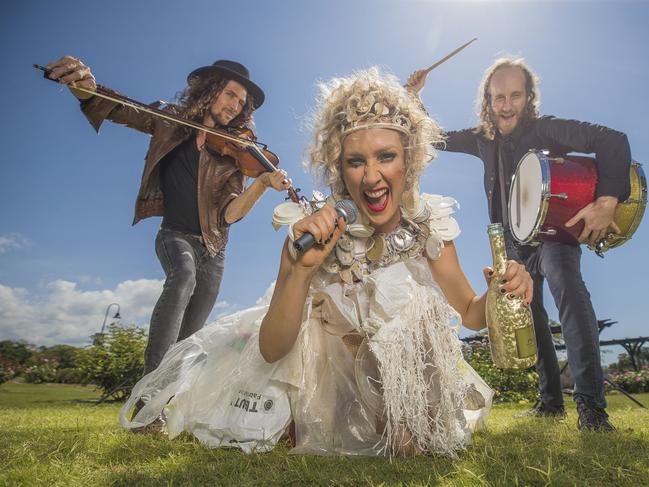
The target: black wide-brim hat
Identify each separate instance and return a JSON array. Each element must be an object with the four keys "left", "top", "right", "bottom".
[{"left": 187, "top": 60, "right": 265, "bottom": 109}]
